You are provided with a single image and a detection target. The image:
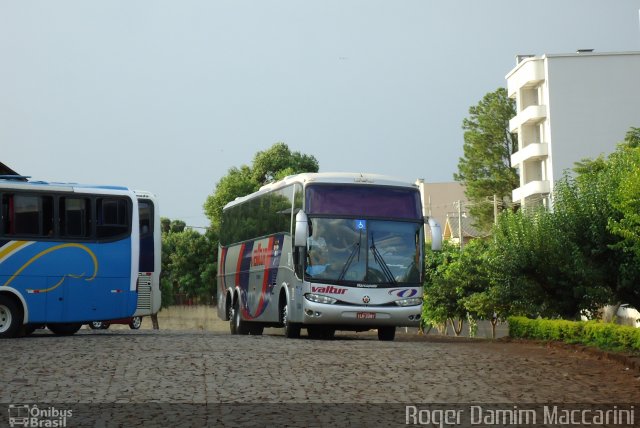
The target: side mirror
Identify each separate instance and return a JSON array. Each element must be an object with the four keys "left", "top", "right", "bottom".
[
  {"left": 427, "top": 218, "right": 442, "bottom": 251},
  {"left": 294, "top": 210, "right": 309, "bottom": 247}
]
